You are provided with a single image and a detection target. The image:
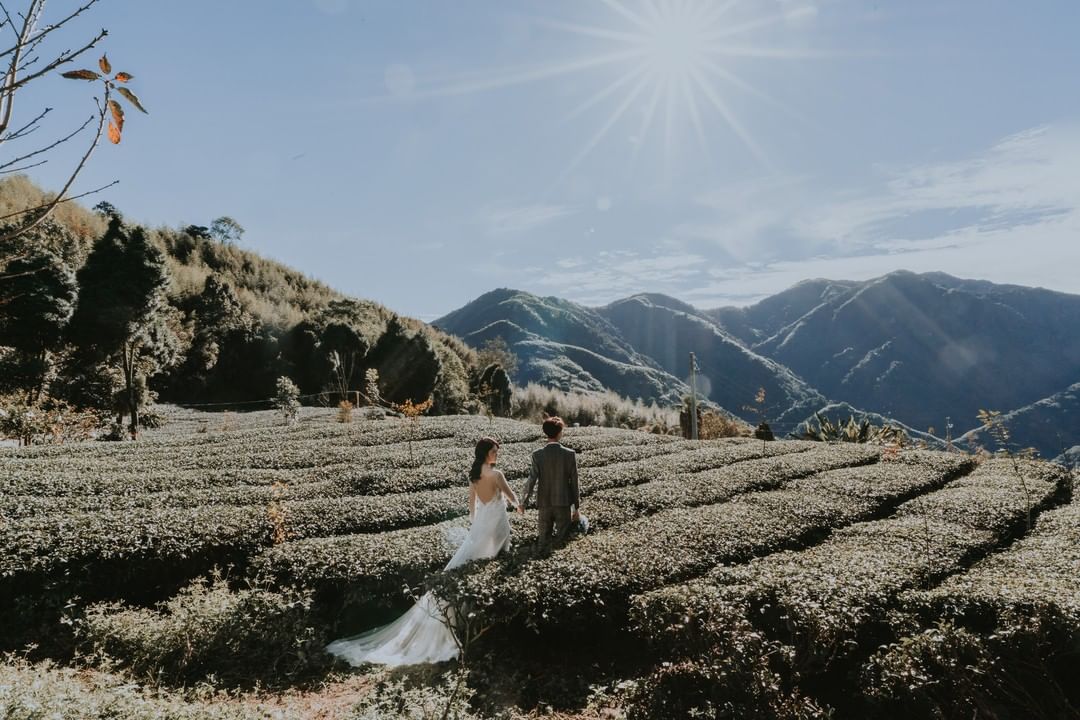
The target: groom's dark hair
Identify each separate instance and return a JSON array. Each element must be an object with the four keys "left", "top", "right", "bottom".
[{"left": 542, "top": 416, "right": 566, "bottom": 438}]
